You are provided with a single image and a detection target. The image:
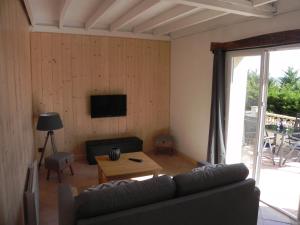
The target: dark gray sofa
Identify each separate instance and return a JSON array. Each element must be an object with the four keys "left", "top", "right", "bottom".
[{"left": 58, "top": 163, "right": 260, "bottom": 225}]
